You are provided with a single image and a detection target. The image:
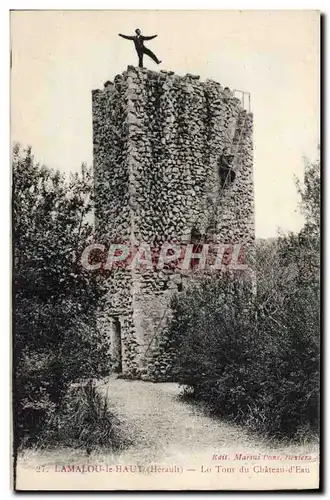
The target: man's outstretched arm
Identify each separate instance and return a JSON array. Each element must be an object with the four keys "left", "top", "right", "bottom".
[
  {"left": 118, "top": 33, "right": 135, "bottom": 40},
  {"left": 142, "top": 35, "right": 157, "bottom": 40}
]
